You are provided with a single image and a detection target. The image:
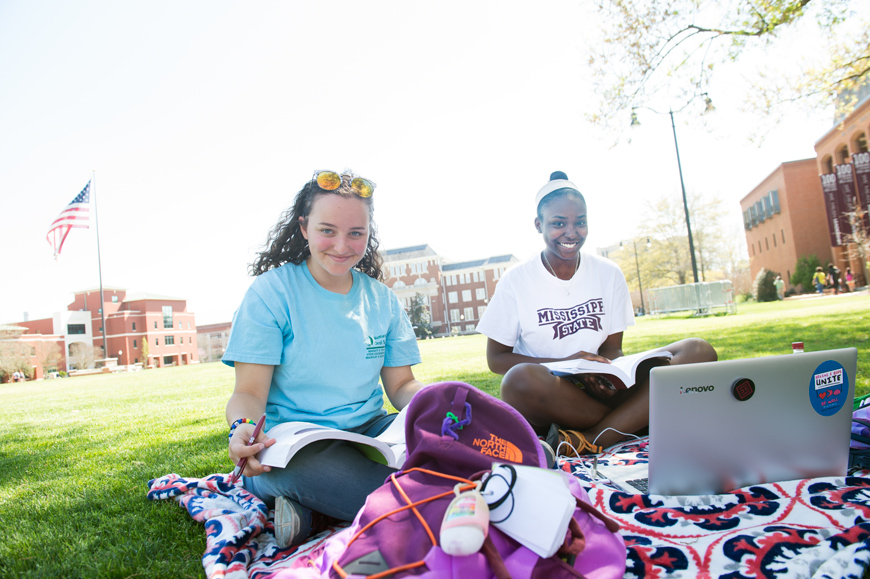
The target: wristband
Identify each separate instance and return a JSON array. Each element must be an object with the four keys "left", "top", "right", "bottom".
[{"left": 229, "top": 418, "right": 257, "bottom": 442}]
